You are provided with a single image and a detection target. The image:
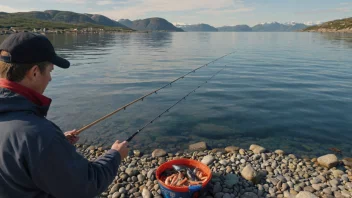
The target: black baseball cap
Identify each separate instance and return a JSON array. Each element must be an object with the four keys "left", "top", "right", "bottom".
[{"left": 0, "top": 32, "right": 70, "bottom": 68}]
